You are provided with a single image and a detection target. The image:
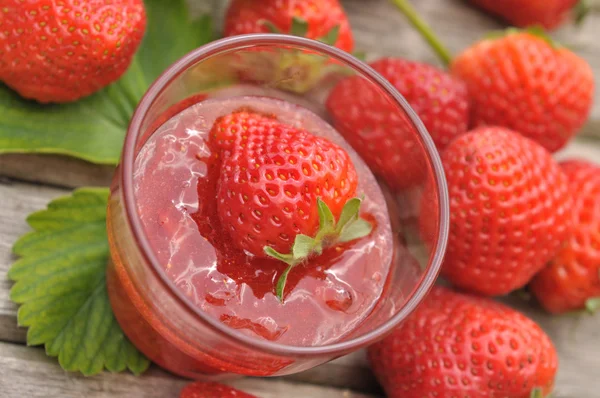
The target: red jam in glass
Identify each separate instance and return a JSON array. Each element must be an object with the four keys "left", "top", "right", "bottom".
[{"left": 134, "top": 96, "right": 393, "bottom": 346}]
